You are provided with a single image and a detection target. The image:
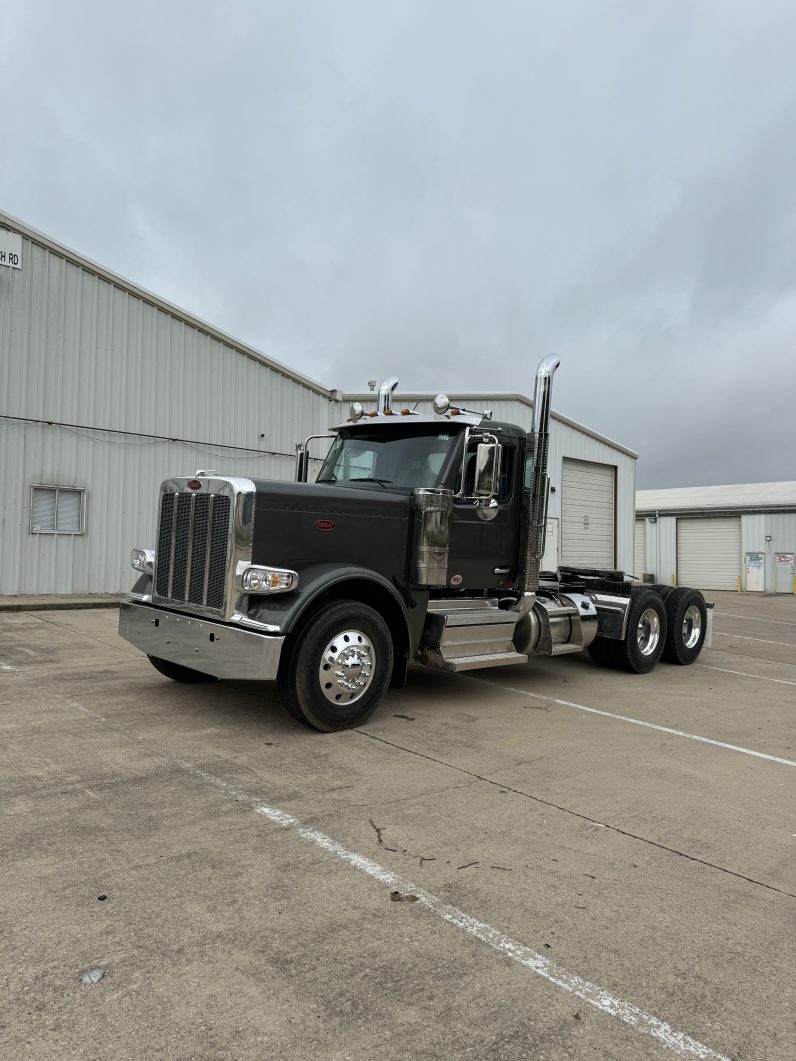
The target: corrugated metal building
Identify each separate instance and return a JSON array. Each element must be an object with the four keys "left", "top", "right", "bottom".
[
  {"left": 635, "top": 482, "right": 796, "bottom": 593},
  {"left": 0, "top": 213, "right": 336, "bottom": 595},
  {"left": 1, "top": 212, "right": 637, "bottom": 595}
]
